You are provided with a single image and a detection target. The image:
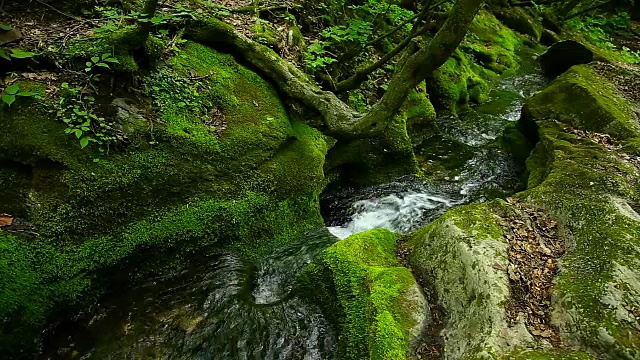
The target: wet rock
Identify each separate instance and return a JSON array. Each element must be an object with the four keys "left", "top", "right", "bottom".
[
  {"left": 0, "top": 28, "right": 22, "bottom": 46},
  {"left": 405, "top": 202, "right": 536, "bottom": 358},
  {"left": 540, "top": 29, "right": 560, "bottom": 46},
  {"left": 539, "top": 40, "right": 593, "bottom": 77}
]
